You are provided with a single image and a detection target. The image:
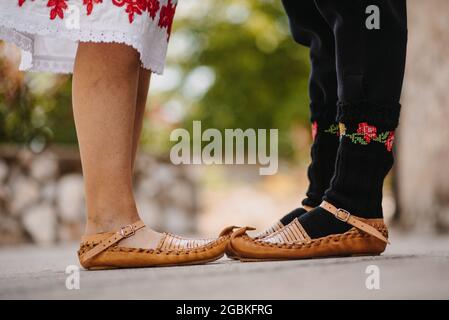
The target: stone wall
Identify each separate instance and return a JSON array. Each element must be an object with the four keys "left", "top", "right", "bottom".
[
  {"left": 397, "top": 0, "right": 449, "bottom": 232},
  {"left": 0, "top": 146, "right": 198, "bottom": 246}
]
